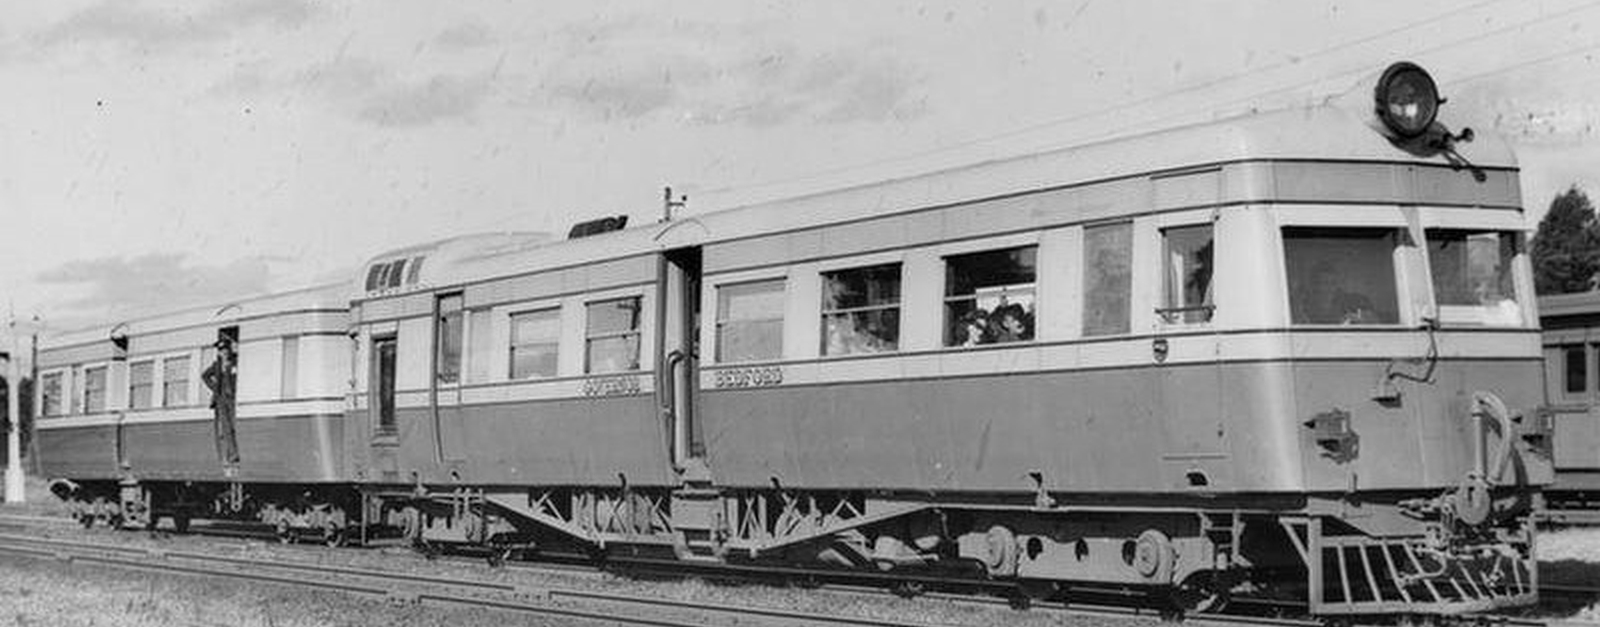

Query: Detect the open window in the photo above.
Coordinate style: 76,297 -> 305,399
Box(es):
1160,224 -> 1214,324
1283,227 -> 1401,325
944,246 -> 1036,346
1426,229 -> 1522,326
821,263 -> 901,356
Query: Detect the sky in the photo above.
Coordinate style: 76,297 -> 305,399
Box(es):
2,0 -> 1598,333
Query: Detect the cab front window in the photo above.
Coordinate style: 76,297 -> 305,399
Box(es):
1283,227 -> 1401,325
1427,229 -> 1522,326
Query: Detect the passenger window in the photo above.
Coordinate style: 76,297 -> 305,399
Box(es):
466,308 -> 492,383
821,264 -> 901,356
84,365 -> 108,413
374,336 -> 397,433
1566,346 -> 1588,394
944,247 -> 1037,346
1283,228 -> 1400,325
40,372 -> 63,417
128,361 -> 154,410
586,297 -> 642,373
717,279 -> 785,362
1084,223 -> 1133,336
1160,224 -> 1215,323
511,308 -> 561,379
1427,229 -> 1521,326
163,356 -> 190,407
436,294 -> 464,384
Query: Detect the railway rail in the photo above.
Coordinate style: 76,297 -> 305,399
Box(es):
2,516 -> 1590,627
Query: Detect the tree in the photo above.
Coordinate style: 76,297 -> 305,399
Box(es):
1531,186 -> 1600,294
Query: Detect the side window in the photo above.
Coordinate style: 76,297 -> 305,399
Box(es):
716,279 -> 785,362
1565,345 -> 1588,395
436,294 -> 464,384
40,372 -> 62,417
944,246 -> 1036,346
1283,228 -> 1401,325
586,297 -> 642,373
1083,222 -> 1132,336
466,308 -> 492,383
821,263 -> 901,356
128,361 -> 154,410
84,365 -> 108,413
163,356 -> 190,407
510,308 -> 561,379
1160,224 -> 1214,323
374,336 -> 398,433
1427,229 -> 1522,326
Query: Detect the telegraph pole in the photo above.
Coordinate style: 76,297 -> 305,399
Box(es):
5,315 -> 22,503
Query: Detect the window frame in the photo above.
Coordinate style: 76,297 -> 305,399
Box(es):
372,334 -> 399,435
819,262 -> 903,357
715,277 -> 787,363
83,364 -> 109,414
40,370 -> 64,418
162,354 -> 191,408
1423,228 -> 1525,327
1157,223 -> 1216,325
1281,226 -> 1406,327
584,295 -> 643,374
509,306 -> 562,380
1082,221 -> 1134,337
434,293 -> 465,385
127,359 -> 155,410
941,246 -> 1038,347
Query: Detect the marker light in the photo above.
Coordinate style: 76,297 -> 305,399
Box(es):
1374,62 -> 1440,138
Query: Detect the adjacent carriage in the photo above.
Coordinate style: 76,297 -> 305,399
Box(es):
36,62 -> 1552,617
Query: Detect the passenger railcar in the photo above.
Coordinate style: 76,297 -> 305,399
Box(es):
39,62 -> 1552,617
37,284 -> 356,537
1536,291 -> 1600,522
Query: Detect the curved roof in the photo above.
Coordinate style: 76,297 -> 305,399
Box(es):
358,101 -> 1518,298
43,282 -> 352,349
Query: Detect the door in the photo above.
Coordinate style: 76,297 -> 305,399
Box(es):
433,293 -> 467,463
658,248 -> 703,467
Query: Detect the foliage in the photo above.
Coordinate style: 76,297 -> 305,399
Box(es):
1531,186 -> 1600,295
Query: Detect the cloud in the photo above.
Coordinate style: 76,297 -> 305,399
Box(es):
359,71 -> 496,127
539,21 -> 927,127
434,22 -> 494,51
36,0 -> 314,51
35,253 -> 277,323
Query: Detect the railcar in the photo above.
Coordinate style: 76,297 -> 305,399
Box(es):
346,62 -> 1549,616
36,283 -> 358,540
1536,291 -> 1600,523
38,61 -> 1553,618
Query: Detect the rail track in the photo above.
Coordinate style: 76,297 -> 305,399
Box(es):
0,513 -> 1592,627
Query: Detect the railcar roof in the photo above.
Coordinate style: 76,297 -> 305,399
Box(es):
41,282 -> 351,350
365,103 -> 1518,294
1538,291 -> 1600,320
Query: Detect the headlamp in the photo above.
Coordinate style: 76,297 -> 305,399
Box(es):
1374,62 -> 1440,138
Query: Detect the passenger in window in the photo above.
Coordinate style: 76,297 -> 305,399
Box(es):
990,303 -> 1033,343
953,309 -> 990,347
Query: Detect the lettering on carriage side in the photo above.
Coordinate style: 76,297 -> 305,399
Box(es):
713,366 -> 784,388
583,375 -> 642,397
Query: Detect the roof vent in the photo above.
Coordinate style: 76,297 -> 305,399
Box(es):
568,215 -> 628,239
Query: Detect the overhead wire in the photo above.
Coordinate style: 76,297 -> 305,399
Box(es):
694,0 -> 1600,204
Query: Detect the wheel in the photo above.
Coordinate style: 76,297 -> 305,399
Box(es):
323,527 -> 345,548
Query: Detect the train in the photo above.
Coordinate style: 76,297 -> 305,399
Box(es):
34,61 -> 1553,618
1537,291 -> 1600,523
